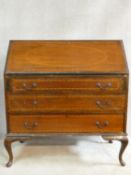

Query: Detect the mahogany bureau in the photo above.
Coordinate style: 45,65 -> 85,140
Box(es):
4,40 -> 129,167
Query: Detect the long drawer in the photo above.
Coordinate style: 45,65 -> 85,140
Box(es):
9,77 -> 125,94
8,114 -> 124,133
7,95 -> 126,114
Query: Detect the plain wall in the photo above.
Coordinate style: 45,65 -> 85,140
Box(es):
0,0 -> 131,138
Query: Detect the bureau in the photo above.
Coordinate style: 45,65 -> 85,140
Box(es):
4,40 -> 129,167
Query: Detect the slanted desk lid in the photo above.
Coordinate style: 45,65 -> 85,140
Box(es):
5,40 -> 128,75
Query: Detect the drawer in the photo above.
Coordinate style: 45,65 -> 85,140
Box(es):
7,95 -> 126,114
8,114 -> 124,133
9,77 -> 125,94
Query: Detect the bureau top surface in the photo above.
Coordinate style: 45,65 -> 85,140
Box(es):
5,40 -> 128,75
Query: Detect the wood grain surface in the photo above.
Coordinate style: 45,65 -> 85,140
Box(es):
7,94 -> 126,114
8,114 -> 124,133
10,76 -> 125,94
5,40 -> 128,74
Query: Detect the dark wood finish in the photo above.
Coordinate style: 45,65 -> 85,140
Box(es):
4,40 -> 129,167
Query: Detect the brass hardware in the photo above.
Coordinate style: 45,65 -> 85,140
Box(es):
24,122 -> 38,129
96,82 -> 112,89
33,100 -> 38,105
32,82 -> 37,88
22,83 -> 27,88
96,100 -> 111,109
95,121 -> 109,129
22,82 -> 37,90
23,100 -> 38,105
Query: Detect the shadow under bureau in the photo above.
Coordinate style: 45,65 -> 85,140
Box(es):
4,40 -> 129,167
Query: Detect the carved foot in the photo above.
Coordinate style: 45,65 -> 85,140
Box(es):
102,135 -> 128,166
4,136 -> 30,167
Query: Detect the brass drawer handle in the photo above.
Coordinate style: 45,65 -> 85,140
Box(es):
23,100 -> 38,105
22,82 -> 37,90
96,82 -> 112,89
96,100 -> 111,109
95,121 -> 109,129
24,122 -> 38,129
32,100 -> 38,105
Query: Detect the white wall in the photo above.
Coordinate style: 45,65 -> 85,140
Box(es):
0,0 -> 131,138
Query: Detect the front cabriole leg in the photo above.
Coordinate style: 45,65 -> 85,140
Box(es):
4,136 -> 30,167
102,135 -> 128,166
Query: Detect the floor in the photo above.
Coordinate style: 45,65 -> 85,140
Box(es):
0,136 -> 131,175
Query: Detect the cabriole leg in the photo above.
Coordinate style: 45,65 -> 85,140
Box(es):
102,135 -> 128,166
4,136 -> 30,167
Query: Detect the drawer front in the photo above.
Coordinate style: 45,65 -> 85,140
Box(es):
7,95 -> 126,114
8,114 -> 124,133
10,77 -> 125,94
